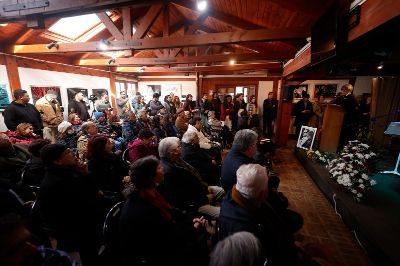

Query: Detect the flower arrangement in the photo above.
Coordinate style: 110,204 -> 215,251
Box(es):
306,149 -> 334,166
327,140 -> 377,201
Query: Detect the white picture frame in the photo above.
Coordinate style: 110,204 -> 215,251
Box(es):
162,84 -> 181,99
297,125 -> 317,150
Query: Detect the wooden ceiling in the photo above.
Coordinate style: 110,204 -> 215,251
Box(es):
0,0 -> 352,77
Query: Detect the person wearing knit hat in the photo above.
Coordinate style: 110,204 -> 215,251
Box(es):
40,143 -> 70,166
57,121 -> 72,134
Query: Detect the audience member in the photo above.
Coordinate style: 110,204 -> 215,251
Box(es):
211,92 -> 222,120
219,164 -> 298,266
36,144 -> 99,263
87,135 -> 128,193
68,92 -> 89,122
209,231 -> 264,266
149,93 -> 164,116
181,131 -> 220,185
158,137 -> 222,218
162,114 -> 179,137
221,129 -> 257,192
68,113 -> 82,134
247,95 -> 259,129
220,95 -> 234,130
121,111 -> 140,148
116,90 -> 131,117
163,94 -> 176,115
127,129 -> 156,163
35,90 -> 63,143
173,95 -> 182,109
175,108 -> 188,136
294,93 -> 313,137
7,122 -> 39,145
263,92 -> 278,138
4,90 -> 43,134
183,94 -> 195,117
22,139 -> 51,187
152,115 -> 167,141
77,121 -> 98,162
57,121 -> 78,150
95,93 -> 112,113
0,136 -> 26,184
119,156 -> 209,266
233,93 -> 246,130
133,95 -> 146,115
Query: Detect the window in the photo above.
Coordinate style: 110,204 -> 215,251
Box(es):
48,14 -> 101,40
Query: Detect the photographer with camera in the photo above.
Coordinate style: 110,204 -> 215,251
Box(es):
35,90 -> 64,143
68,91 -> 90,121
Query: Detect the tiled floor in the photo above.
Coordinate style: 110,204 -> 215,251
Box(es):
274,143 -> 374,266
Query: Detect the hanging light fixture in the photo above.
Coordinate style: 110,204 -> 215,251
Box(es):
197,0 -> 207,11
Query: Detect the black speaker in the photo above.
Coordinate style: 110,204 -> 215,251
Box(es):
282,85 -> 294,102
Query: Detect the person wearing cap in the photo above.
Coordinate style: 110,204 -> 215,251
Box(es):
149,93 -> 163,116
35,90 -> 64,143
218,164 -> 298,266
36,143 -> 99,263
4,89 -> 43,134
76,121 -> 98,162
56,121 -> 78,150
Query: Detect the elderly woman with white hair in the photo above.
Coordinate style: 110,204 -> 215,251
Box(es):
158,137 -> 223,219
218,163 -> 298,266
181,131 -> 220,185
56,121 -> 78,150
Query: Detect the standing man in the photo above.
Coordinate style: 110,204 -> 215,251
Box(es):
68,92 -> 89,122
3,90 -> 43,135
149,93 -> 163,116
116,91 -> 131,117
35,90 -> 64,143
95,92 -> 112,113
331,84 -> 359,145
293,94 -> 313,137
263,92 -> 278,138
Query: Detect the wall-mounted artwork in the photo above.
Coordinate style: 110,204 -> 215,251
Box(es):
162,84 -> 181,99
314,84 -> 338,98
30,86 -> 62,106
0,84 -> 10,109
293,85 -> 308,99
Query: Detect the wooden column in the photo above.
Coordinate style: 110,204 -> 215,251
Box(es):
109,72 -> 118,114
4,54 -> 22,95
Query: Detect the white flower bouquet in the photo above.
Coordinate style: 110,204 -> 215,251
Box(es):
327,140 -> 377,201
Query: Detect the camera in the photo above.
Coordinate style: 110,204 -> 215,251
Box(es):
89,95 -> 97,102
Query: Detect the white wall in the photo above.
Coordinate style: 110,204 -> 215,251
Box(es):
0,67 -> 111,131
138,80 -> 197,103
354,76 -> 373,95
257,81 -> 274,116
18,68 -> 111,119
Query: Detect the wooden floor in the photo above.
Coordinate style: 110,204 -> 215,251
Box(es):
274,142 -> 374,266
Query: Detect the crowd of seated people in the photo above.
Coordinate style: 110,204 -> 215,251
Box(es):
1,90 -> 322,266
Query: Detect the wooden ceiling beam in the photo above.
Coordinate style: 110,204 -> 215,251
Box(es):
0,0 -> 164,23
172,0 -> 263,30
77,52 -> 291,66
6,27 -> 309,53
11,29 -> 44,45
163,3 -> 170,57
267,0 -> 333,16
122,7 -> 132,41
132,4 -> 163,39
96,12 -> 124,40
282,46 -> 311,76
115,62 -> 281,73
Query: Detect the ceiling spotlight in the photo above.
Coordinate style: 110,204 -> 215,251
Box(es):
197,0 -> 207,11
46,41 -> 59,50
377,62 -> 384,70
99,39 -> 110,50
108,57 -> 116,65
229,59 -> 236,65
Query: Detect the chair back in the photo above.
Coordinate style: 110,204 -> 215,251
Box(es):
103,200 -> 125,243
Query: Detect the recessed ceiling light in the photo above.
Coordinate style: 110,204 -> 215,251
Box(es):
197,0 -> 207,11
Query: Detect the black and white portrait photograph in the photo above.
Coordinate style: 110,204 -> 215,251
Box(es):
297,126 -> 317,150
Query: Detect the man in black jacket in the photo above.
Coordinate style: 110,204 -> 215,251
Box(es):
263,92 -> 278,137
68,92 -> 89,121
293,94 -> 313,137
3,90 -> 42,134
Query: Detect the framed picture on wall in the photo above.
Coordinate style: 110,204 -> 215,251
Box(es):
162,84 -> 181,99
30,86 -> 62,106
297,126 -> 317,150
0,84 -> 11,109
314,84 -> 337,98
293,85 -> 308,99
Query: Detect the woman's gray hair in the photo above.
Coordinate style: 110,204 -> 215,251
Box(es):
158,137 -> 180,158
236,164 -> 268,199
181,131 -> 197,144
81,121 -> 96,134
232,129 -> 258,152
209,231 -> 264,266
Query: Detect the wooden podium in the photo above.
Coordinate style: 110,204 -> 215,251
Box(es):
319,104 -> 345,153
